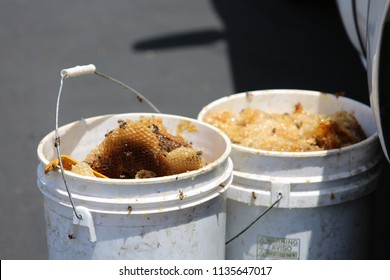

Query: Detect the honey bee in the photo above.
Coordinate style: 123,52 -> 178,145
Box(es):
246,91 -> 253,102
68,233 -> 76,239
251,191 -> 257,200
105,129 -> 114,137
119,121 -> 127,128
150,124 -> 159,133
335,91 -> 346,98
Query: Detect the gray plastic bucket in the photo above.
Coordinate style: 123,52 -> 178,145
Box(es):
37,113 -> 232,259
198,89 -> 383,259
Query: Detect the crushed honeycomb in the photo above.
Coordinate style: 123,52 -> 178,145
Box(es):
204,103 -> 366,152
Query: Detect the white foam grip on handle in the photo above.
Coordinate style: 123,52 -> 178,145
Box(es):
61,64 -> 96,79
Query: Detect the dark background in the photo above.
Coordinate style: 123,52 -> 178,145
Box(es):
1,0 -> 388,259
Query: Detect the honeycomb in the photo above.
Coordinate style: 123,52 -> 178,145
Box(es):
75,116 -> 205,179
71,161 -> 95,177
204,104 -> 367,152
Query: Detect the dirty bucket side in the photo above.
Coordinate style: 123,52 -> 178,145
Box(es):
226,195 -> 375,259
198,90 -> 383,260
40,179 -> 230,259
37,113 -> 232,259
225,160 -> 381,260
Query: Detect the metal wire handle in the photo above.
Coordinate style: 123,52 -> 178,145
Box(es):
225,192 -> 283,245
54,64 -> 160,219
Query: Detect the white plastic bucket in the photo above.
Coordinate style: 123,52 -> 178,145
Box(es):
37,113 -> 232,259
198,89 -> 383,259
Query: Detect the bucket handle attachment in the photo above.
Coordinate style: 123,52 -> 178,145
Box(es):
225,192 -> 282,245
72,206 -> 97,243
54,64 -> 161,220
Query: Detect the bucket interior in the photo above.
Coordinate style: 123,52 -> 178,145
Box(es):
38,113 -> 231,183
198,89 -> 377,138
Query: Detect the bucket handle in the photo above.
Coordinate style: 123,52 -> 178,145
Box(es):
54,64 -> 161,220
225,192 -> 282,245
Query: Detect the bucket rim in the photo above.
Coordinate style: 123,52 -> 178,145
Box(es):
37,112 -> 232,184
198,89 -> 373,112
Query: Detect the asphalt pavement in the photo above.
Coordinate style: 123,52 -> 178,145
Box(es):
1,0 -> 389,259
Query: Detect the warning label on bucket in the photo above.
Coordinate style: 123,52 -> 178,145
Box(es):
256,235 -> 300,260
